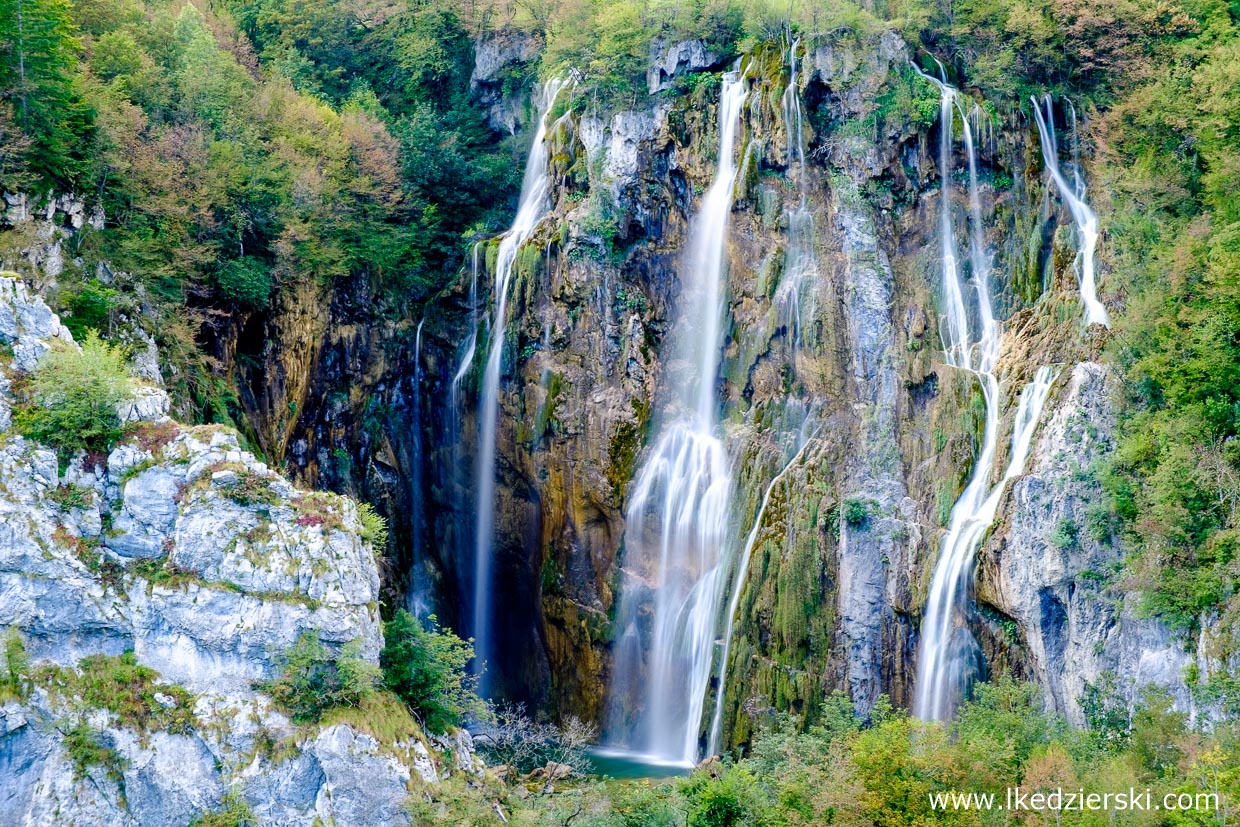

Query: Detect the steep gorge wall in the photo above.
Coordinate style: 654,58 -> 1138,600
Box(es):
2,25 -> 1201,747
427,26 -> 1203,745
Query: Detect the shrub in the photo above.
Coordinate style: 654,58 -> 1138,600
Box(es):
260,633 -> 378,723
189,790 -> 256,827
214,257 -> 273,310
1,629 -> 29,701
843,497 -> 874,527
60,651 -> 196,735
1048,518 -> 1078,550
679,764 -> 772,827
380,610 -> 484,733
13,331 -> 131,462
63,720 -> 126,782
357,501 -> 388,551
472,702 -> 595,776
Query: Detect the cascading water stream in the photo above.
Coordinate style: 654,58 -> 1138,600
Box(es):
1031,94 -> 1110,328
775,37 -> 819,347
472,78 -> 567,682
914,367 -> 1058,719
707,420 -> 817,755
605,72 -> 749,766
913,63 -> 1060,720
407,317 -> 430,619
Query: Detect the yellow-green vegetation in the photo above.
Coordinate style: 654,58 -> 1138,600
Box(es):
320,689 -> 427,754
258,632 -> 380,724
405,677 -> 1240,826
357,501 -> 389,551
1,629 -> 29,701
215,468 -> 280,508
188,791 -> 256,827
42,651 -> 196,736
12,331 -> 131,464
62,720 -> 127,784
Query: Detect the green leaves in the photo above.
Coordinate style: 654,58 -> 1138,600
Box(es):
13,331 -> 131,463
380,610 -> 484,734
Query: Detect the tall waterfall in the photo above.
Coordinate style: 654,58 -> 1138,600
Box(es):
774,38 -> 819,347
606,72 -> 749,766
913,64 -> 1058,720
1031,95 -> 1110,328
706,40 -> 821,754
407,317 -> 430,619
473,79 -> 567,681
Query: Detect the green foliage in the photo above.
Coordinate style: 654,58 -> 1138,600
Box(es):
13,331 -> 131,462
63,720 -> 126,782
0,0 -> 92,184
842,497 -> 875,526
49,651 -> 196,735
679,764 -> 771,827
1089,4 -> 1240,633
214,258 -> 273,310
189,791 -> 256,827
1,629 -> 29,701
1048,517 -> 1078,550
357,501 -> 389,551
260,632 -> 378,723
380,610 -> 484,733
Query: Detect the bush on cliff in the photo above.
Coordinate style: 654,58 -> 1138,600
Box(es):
261,633 -> 380,723
381,610 -> 484,733
13,331 -> 131,463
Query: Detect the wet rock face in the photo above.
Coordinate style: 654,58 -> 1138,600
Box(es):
165,26 -> 1198,747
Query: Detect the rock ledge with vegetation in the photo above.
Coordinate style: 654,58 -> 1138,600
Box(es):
0,273 -> 477,826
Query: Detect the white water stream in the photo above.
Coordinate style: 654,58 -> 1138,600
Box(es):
473,79 -> 567,680
774,38 -> 820,347
607,72 -> 749,765
1031,94 -> 1110,328
912,63 -> 1058,720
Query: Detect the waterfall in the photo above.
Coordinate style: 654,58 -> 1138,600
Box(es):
1031,94 -> 1110,328
473,78 -> 567,681
774,37 -> 819,347
914,366 -> 1058,719
911,64 -> 1045,721
606,72 -> 749,766
407,317 -> 430,619
706,422 -> 817,755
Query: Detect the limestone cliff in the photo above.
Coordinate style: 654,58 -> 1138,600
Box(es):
0,275 -> 477,826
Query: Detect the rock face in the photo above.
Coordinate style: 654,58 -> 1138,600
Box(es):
0,278 -> 473,826
413,26 -> 1201,746
979,363 -> 1194,725
646,39 -> 725,93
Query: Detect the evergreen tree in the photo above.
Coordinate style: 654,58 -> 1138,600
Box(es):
0,0 -> 92,183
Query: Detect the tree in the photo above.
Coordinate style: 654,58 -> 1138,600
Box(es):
13,331 -> 131,463
0,0 -> 92,182
380,610 -> 484,733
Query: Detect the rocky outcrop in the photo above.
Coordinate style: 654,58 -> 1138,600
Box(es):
471,29 -> 543,134
0,278 -> 474,826
647,39 -> 726,94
